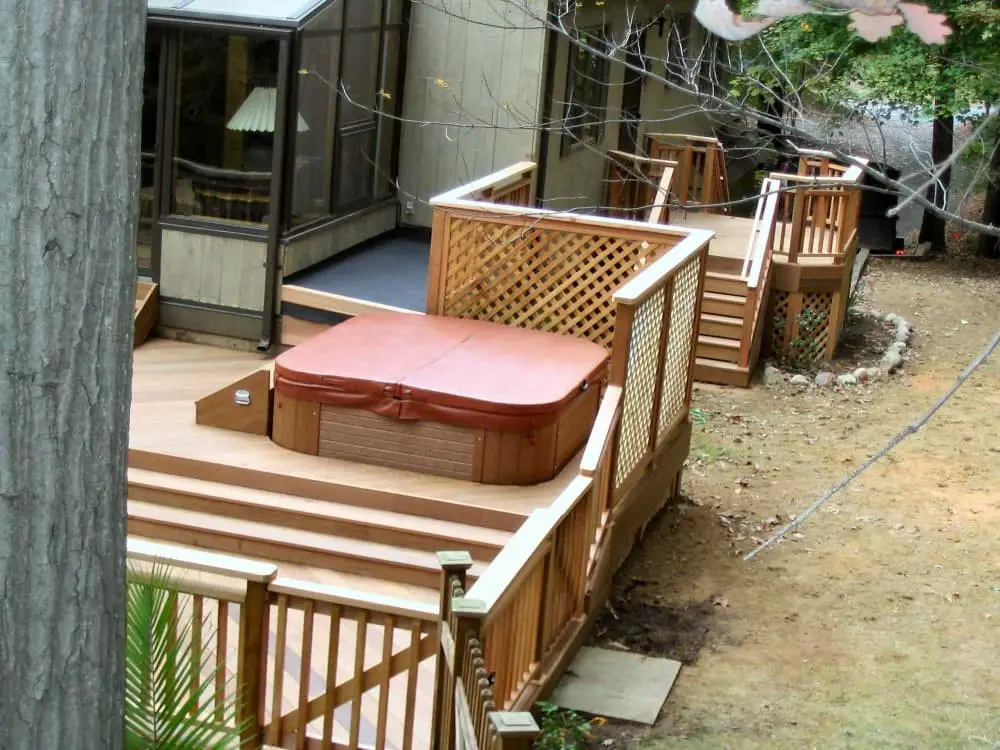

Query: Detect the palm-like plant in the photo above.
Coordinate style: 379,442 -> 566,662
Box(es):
125,564 -> 251,749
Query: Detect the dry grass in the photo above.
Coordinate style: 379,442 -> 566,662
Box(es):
592,258 -> 1000,749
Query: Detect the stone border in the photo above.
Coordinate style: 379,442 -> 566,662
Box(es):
763,307 -> 914,388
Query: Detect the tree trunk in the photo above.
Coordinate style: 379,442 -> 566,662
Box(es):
978,136 -> 1000,259
918,110 -> 955,252
0,1 -> 145,747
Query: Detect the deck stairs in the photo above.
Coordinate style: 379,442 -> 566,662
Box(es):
126,452 -> 520,595
695,253 -> 755,386
690,176 -> 782,387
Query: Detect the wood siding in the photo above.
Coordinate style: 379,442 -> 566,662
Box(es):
159,229 -> 267,311
399,0 -> 548,227
541,0 -> 715,213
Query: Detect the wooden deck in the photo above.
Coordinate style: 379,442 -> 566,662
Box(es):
672,212 -> 840,266
129,338 -> 588,749
669,206 -> 855,388
129,339 -> 577,587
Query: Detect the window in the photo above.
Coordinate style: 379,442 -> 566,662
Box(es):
292,3 -> 343,225
289,0 -> 407,224
172,32 -> 280,225
561,27 -> 610,155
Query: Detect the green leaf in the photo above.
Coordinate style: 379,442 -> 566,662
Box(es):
125,562 -> 252,749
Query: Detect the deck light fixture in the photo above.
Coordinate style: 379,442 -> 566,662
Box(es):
234,389 -> 252,406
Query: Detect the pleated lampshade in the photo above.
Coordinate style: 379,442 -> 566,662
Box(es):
226,87 -> 309,133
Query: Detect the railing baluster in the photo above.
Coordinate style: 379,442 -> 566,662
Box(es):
374,615 -> 395,750
265,596 -> 288,746
348,610 -> 368,748
401,619 -> 421,750
215,600 -> 229,723
321,605 -> 342,746
190,595 -> 203,714
294,599 -> 314,749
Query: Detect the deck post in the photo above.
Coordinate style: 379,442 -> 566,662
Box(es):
237,579 -> 272,748
489,712 -> 540,750
431,551 -> 474,750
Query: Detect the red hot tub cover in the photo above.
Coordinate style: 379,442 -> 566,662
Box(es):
273,312 -> 609,432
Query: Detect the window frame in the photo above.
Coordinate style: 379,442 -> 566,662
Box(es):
560,25 -> 611,156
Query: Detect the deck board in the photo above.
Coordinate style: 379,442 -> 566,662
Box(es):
671,212 -> 840,265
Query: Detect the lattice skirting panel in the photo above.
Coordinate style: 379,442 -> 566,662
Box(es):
766,289 -> 840,366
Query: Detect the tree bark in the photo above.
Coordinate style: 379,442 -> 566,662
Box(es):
0,1 -> 145,747
918,110 -> 955,252
978,136 -> 1000,259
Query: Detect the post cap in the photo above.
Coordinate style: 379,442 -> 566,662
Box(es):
436,551 -> 474,570
451,597 -> 488,617
489,712 -> 540,737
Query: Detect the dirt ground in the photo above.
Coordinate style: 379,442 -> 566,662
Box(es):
587,256 -> 1000,749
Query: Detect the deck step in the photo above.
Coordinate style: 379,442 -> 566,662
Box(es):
129,468 -> 510,563
705,254 -> 744,275
696,335 -> 741,363
698,312 -> 744,339
694,357 -> 752,388
701,291 -> 747,318
704,271 -> 748,297
128,449 -> 528,533
127,501 -> 487,589
130,535 -> 440,607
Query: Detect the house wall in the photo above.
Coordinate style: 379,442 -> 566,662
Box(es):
159,229 -> 268,312
541,0 -> 716,213
398,0 -> 549,227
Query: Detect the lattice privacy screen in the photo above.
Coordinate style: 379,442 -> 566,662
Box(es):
789,292 -> 834,365
441,215 -> 676,348
657,253 -> 702,440
769,290 -> 791,354
614,288 -> 666,489
769,290 -> 835,366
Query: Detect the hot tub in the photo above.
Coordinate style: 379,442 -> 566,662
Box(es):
272,312 -> 609,485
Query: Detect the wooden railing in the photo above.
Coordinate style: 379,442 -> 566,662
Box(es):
768,151 -> 867,265
127,538 -> 448,750
645,133 -> 731,214
603,150 -> 678,224
433,161 -> 536,207
428,163 -> 713,350
262,579 -> 439,750
435,224 -> 709,744
736,176 -> 780,369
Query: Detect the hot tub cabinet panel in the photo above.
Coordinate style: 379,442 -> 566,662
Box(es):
270,313 -> 609,485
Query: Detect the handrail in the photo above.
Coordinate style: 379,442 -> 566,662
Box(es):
127,537 -> 278,583
745,177 -> 780,289
434,187 -> 715,244
268,577 -> 439,621
579,386 -> 622,477
465,477 -> 593,616
433,161 -> 537,204
647,132 -> 721,145
647,163 -> 676,226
